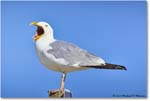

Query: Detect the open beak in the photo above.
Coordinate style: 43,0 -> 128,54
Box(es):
30,22 -> 44,41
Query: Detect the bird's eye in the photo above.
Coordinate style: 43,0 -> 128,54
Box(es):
45,25 -> 48,27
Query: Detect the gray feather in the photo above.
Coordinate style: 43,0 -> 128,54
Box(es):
47,40 -> 104,66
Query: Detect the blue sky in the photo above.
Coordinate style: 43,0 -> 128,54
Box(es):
1,1 -> 147,98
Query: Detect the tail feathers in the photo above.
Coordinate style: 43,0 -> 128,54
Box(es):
82,63 -> 127,70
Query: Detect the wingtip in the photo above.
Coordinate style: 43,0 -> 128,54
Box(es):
122,66 -> 127,70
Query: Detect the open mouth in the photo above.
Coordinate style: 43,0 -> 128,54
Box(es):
36,26 -> 44,36
30,22 -> 44,41
33,26 -> 44,41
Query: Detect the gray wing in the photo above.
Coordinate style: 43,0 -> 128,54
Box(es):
46,40 -> 105,67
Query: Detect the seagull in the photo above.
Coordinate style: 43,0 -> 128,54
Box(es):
30,21 -> 127,97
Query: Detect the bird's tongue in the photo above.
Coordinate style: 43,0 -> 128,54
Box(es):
32,32 -> 38,39
35,32 -> 38,37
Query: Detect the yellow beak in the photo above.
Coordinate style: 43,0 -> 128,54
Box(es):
30,22 -> 39,26
30,21 -> 43,41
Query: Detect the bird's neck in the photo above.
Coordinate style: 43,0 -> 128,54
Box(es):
35,33 -> 55,52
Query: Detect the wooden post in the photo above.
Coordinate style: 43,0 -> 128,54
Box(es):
48,89 -> 72,98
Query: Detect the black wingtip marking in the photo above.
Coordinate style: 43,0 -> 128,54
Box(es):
81,63 -> 127,70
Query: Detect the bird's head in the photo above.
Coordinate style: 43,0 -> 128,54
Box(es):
30,21 -> 53,41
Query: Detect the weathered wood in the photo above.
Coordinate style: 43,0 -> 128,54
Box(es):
48,90 -> 64,98
48,89 -> 72,98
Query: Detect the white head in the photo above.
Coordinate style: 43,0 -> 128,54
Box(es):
30,21 -> 54,41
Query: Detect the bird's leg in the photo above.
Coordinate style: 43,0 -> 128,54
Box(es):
49,73 -> 66,98
60,72 -> 66,92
